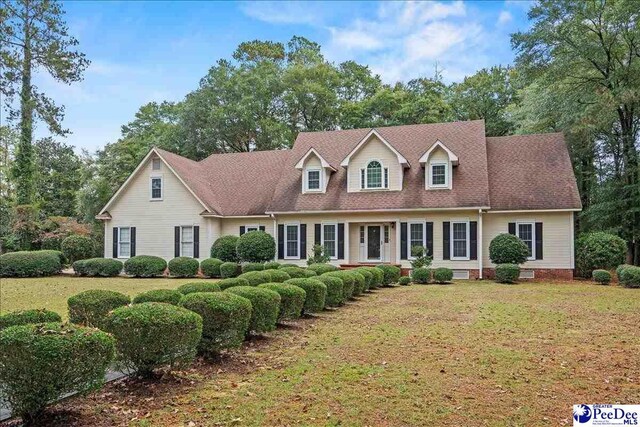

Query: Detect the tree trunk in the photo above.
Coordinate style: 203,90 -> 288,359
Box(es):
617,106 -> 639,265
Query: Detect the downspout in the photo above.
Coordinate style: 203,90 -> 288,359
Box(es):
478,209 -> 483,279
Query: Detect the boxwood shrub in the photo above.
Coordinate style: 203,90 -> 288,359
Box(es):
267,269 -> 291,283
376,264 -> 401,285
307,263 -> 339,275
616,264 -> 634,280
323,271 -> 355,301
285,278 -> 327,313
350,271 -> 366,296
0,250 -> 62,277
0,322 -> 114,424
200,258 -> 223,278
399,276 -> 411,286
258,283 -> 306,321
105,302 -> 202,377
488,234 -> 529,265
177,282 -> 222,295
576,232 -> 627,277
61,234 -> 96,264
314,275 -> 344,307
225,286 -> 281,334
68,289 -> 131,328
366,267 -> 384,289
279,263 -> 301,268
236,231 -> 276,263
433,267 -> 454,284
124,255 -> 167,278
264,261 -> 281,270
133,289 -> 184,305
0,309 -> 61,330
238,270 -> 272,286
179,292 -> 252,355
168,257 -> 199,278
241,262 -> 264,273
280,266 -> 308,278
302,269 -> 318,278
495,264 -> 520,284
210,235 -> 239,262
73,258 -> 123,277
217,277 -> 251,290
39,249 -> 67,265
411,267 -> 431,284
619,265 -> 640,288
592,269 -> 611,285
354,268 -> 373,290
220,262 -> 240,278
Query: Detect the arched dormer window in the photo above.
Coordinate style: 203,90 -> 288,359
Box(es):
360,160 -> 389,189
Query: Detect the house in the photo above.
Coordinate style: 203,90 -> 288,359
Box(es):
96,120 -> 582,280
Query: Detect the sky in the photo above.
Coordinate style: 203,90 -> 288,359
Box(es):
24,0 -> 534,153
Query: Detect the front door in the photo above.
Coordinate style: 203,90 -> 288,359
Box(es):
367,225 -> 381,261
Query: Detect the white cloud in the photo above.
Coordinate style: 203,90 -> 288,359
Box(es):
239,1 -> 324,25
498,10 -> 513,25
327,24 -> 384,51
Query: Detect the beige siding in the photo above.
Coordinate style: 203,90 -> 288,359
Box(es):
482,212 -> 574,269
105,156 -> 215,261
220,217 -> 274,236
347,136 -> 402,192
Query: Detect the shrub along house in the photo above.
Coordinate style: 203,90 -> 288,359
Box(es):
97,120 -> 581,279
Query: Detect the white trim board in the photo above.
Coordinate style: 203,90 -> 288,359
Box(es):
340,129 -> 409,168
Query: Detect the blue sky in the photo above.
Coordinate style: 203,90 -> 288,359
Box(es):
31,1 -> 533,152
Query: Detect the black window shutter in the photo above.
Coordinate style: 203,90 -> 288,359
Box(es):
193,226 -> 200,258
443,222 -> 451,260
508,222 -> 516,235
360,169 -> 365,189
239,226 -> 246,235
130,227 -> 136,257
426,222 -> 434,258
338,223 -> 345,259
314,224 -> 321,245
277,224 -> 284,259
174,226 -> 180,258
535,222 -> 543,260
400,222 -> 408,260
300,224 -> 307,259
470,221 -> 477,260
259,225 -> 265,232
112,227 -> 118,258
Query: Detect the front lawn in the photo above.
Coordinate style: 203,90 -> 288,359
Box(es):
4,280 -> 637,426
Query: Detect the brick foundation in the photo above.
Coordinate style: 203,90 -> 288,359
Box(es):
482,268 -> 574,281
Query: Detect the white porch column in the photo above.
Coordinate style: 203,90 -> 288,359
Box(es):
395,220 -> 401,264
344,222 -> 350,264
478,209 -> 483,279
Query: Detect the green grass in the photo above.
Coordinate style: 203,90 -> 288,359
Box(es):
0,275 -> 217,320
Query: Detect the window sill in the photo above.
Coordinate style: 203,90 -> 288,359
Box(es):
450,257 -> 470,261
149,198 -> 163,201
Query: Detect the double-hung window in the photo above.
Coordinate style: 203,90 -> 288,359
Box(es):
181,226 -> 194,257
306,169 -> 321,191
408,222 -> 425,258
451,221 -> 469,260
517,222 -> 535,260
362,160 -> 389,189
285,224 -> 299,259
150,176 -> 163,200
322,223 -> 337,259
118,227 -> 131,258
246,225 -> 259,233
429,163 -> 448,188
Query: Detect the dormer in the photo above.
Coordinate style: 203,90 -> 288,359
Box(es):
419,140 -> 458,190
340,129 -> 409,193
295,148 -> 336,194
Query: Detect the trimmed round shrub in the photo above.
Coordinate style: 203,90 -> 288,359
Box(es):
0,309 -> 61,330
39,249 -> 67,265
399,276 -> 411,286
366,267 -> 384,289
489,234 -> 530,265
68,289 -> 131,328
303,269 -> 318,278
592,269 -> 611,285
179,292 -> 252,355
258,283 -> 306,321
0,250 -> 62,277
280,266 -> 308,278
354,268 -> 373,290
61,234 -> 96,264
376,264 -> 401,285
616,264 -> 634,280
350,271 -> 366,296
73,258 -> 123,277
266,269 -> 291,283
210,235 -> 239,262
217,277 -> 251,290
241,262 -> 264,273
200,258 -> 223,278
0,322 -> 114,424
433,267 -> 454,284
124,255 -> 167,278
619,265 -> 640,288
236,231 -> 276,263
225,286 -> 281,333
495,264 -> 520,284
285,278 -> 327,313
412,267 -> 431,284
323,271 -> 355,301
177,282 -> 222,295
133,289 -> 183,305
168,257 -> 199,278
279,263 -> 301,268
264,261 -> 281,270
307,263 -> 339,275
105,303 -> 202,377
220,262 -> 240,278
238,270 -> 272,286
314,275 -> 344,307
576,232 -> 627,277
